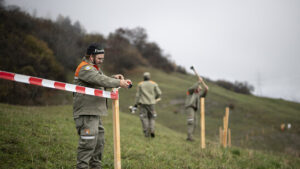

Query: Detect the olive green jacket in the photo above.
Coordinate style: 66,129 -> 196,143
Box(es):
135,80 -> 162,105
73,57 -> 120,118
184,82 -> 208,110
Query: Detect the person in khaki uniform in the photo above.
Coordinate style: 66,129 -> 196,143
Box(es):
134,72 -> 162,138
73,43 -> 131,169
185,77 -> 208,141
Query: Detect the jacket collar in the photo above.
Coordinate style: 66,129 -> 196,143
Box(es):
82,57 -> 100,71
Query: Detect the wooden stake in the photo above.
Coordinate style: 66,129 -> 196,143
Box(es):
228,128 -> 231,147
223,116 -> 226,147
223,107 -> 229,148
219,127 -> 223,145
112,94 -> 121,169
200,97 -> 205,149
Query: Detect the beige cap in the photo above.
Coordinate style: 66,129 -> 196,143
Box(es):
143,72 -> 151,78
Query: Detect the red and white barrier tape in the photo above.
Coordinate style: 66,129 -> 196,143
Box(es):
0,70 -> 118,100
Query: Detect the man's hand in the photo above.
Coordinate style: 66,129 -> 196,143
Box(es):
120,79 -> 132,88
113,74 -> 124,80
155,98 -> 161,103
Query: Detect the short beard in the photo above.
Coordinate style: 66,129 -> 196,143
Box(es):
90,55 -> 97,65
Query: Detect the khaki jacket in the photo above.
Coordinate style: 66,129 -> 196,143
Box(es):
136,80 -> 162,105
184,82 -> 208,110
73,57 -> 120,118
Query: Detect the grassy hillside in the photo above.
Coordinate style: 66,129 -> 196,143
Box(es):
0,103 -> 299,169
117,67 -> 300,156
0,67 -> 299,168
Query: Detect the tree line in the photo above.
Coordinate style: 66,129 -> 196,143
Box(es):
0,1 -> 254,105
0,2 -> 186,105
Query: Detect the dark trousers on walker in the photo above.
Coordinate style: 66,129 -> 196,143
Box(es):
139,104 -> 156,137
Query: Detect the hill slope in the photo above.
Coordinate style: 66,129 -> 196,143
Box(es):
117,67 -> 300,156
0,103 -> 299,169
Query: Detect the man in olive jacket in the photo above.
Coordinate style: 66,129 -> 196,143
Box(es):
185,77 -> 209,141
73,43 -> 131,169
135,72 -> 162,138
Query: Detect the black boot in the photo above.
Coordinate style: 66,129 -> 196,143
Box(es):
186,134 -> 194,141
186,137 -> 194,142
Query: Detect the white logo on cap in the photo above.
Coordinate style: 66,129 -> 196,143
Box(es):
95,49 -> 104,53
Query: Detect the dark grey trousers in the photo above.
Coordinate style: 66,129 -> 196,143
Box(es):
186,107 -> 197,139
74,115 -> 104,169
139,104 -> 156,137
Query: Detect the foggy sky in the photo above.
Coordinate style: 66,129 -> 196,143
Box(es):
5,0 -> 300,102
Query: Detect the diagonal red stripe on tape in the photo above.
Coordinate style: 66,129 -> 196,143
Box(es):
76,86 -> 86,94
94,89 -> 103,97
29,77 -> 42,86
111,90 -> 119,100
0,71 -> 15,81
54,82 -> 66,90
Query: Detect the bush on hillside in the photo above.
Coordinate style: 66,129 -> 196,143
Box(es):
216,80 -> 254,95
105,31 -> 148,74
0,29 -> 65,104
113,27 -> 179,73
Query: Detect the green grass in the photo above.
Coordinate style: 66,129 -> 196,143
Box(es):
1,67 -> 300,168
0,103 -> 299,169
118,67 -> 300,155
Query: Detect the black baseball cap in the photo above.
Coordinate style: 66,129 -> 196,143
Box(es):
86,43 -> 105,55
